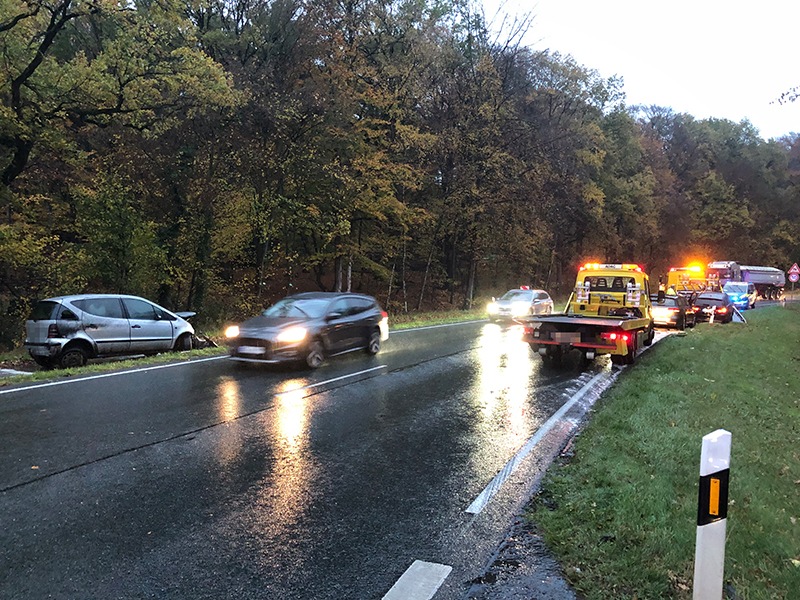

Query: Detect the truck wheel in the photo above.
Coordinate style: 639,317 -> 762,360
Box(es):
541,347 -> 563,367
643,325 -> 654,346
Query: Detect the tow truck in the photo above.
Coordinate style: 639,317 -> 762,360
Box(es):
519,263 -> 655,366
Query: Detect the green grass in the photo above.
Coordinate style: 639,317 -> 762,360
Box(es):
528,303 -> 800,599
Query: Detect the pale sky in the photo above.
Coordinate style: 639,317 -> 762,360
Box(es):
484,0 -> 800,140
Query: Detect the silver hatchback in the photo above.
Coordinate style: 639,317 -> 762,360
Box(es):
24,294 -> 196,369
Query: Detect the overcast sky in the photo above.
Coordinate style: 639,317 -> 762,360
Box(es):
484,0 -> 800,140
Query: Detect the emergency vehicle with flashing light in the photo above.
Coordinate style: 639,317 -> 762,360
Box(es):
518,263 -> 655,366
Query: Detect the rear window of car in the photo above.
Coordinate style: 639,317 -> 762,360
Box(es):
28,301 -> 59,321
695,296 -> 725,307
653,297 -> 679,307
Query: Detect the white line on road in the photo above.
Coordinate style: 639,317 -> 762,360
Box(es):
382,560 -> 452,600
465,369 -> 610,514
0,355 -> 228,396
276,365 -> 387,396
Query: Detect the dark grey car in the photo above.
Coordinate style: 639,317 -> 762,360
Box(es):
24,294 -> 196,369
225,292 -> 389,369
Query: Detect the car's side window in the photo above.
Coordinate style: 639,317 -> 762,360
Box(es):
74,298 -> 125,319
59,309 -> 79,320
123,298 -> 158,320
329,299 -> 350,317
348,298 -> 373,314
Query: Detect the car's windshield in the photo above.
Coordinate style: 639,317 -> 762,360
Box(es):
263,298 -> 330,319
28,300 -> 59,321
723,283 -> 748,294
500,290 -> 533,301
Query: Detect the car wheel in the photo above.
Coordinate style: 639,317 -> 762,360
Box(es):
305,340 -> 324,369
33,356 -> 54,369
174,333 -> 193,351
366,330 -> 381,355
59,346 -> 88,369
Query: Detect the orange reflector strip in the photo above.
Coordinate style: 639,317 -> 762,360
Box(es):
709,478 -> 720,516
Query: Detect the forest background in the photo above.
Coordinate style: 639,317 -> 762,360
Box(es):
2,0 -> 799,349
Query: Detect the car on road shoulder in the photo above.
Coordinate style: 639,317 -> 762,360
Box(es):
722,281 -> 757,310
692,292 -> 735,323
649,293 -> 696,330
487,287 -> 554,322
225,292 -> 389,369
24,294 -> 196,369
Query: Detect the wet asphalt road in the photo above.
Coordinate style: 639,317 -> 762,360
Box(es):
1,321 -> 617,599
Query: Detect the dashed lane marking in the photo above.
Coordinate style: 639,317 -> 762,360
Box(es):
382,560 -> 452,600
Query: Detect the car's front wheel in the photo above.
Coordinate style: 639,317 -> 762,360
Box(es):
305,340 -> 324,369
174,333 -> 193,351
366,330 -> 381,355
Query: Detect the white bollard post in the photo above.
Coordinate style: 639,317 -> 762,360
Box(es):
692,429 -> 731,600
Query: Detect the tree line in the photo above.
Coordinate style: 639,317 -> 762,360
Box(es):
2,0 -> 799,348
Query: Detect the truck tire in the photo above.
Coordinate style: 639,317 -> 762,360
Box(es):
540,347 -> 563,367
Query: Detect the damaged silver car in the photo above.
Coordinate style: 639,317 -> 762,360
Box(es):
24,294 -> 196,369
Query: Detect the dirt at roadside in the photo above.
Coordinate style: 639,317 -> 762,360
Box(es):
464,512 -> 579,600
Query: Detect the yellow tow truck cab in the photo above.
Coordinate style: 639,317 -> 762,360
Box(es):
520,263 -> 655,366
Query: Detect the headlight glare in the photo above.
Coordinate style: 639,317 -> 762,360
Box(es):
225,325 -> 240,338
277,326 -> 308,343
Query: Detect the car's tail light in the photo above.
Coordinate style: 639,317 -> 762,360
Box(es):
601,332 -> 629,342
716,307 -> 728,314
47,324 -> 60,338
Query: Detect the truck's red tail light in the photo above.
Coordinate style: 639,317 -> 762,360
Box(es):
601,332 -> 629,342
47,324 -> 60,338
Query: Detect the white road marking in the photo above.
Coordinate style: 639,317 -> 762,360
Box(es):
382,560 -> 452,600
465,370 -> 610,514
0,355 -> 228,396
276,365 -> 386,397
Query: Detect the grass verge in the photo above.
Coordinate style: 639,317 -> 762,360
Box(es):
527,303 -> 800,599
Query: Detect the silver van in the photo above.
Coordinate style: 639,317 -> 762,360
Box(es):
24,294 -> 196,369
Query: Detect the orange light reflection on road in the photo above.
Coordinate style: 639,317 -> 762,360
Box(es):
216,377 -> 241,422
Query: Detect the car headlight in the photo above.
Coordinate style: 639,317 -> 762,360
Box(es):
277,326 -> 307,343
511,301 -> 530,317
225,325 -> 240,338
487,302 -> 498,314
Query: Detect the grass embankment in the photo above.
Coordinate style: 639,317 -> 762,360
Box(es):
528,303 -> 800,599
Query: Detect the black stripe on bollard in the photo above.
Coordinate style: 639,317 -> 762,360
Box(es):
697,468 -> 730,526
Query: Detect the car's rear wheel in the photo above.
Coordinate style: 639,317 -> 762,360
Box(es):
306,340 -> 324,369
59,346 -> 88,369
33,356 -> 54,369
366,330 -> 381,355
